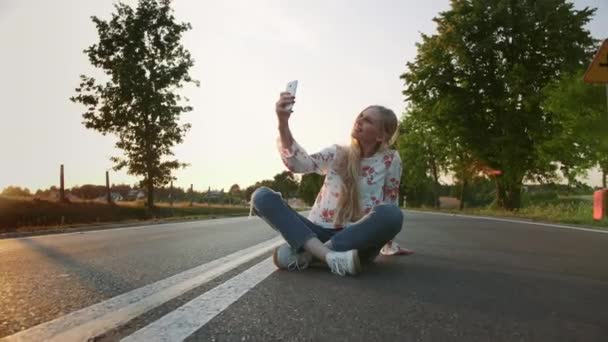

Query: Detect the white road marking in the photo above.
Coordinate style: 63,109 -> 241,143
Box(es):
408,209 -> 608,234
0,236 -> 283,342
122,258 -> 276,342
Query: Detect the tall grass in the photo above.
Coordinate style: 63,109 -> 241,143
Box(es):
420,196 -> 607,229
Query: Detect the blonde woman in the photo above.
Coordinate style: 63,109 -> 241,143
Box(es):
251,92 -> 414,276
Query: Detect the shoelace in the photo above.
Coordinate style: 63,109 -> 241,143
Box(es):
327,255 -> 347,276
287,257 -> 309,271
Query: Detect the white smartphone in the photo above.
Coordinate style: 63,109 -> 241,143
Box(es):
285,80 -> 298,111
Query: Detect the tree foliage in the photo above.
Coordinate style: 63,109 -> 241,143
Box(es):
298,173 -> 324,206
70,0 -> 198,209
543,69 -> 608,188
397,111 -> 449,208
1,186 -> 32,197
401,0 -> 596,209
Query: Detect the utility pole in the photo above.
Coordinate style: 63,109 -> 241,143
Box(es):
169,181 -> 174,207
106,171 -> 112,204
59,164 -> 66,202
190,184 -> 194,207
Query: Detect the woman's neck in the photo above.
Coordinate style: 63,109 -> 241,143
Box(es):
359,143 -> 378,158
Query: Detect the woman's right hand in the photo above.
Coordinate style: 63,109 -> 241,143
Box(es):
275,92 -> 295,124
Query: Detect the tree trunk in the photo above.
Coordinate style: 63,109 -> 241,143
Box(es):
146,176 -> 154,209
430,160 -> 440,209
459,178 -> 467,210
496,176 -> 523,210
496,180 -> 505,208
505,184 -> 522,210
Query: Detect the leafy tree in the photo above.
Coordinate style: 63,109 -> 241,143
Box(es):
402,0 -> 596,209
70,0 -> 198,209
1,186 -> 32,197
243,180 -> 275,202
397,110 -> 449,208
273,171 -> 299,198
229,184 -> 242,197
299,173 -> 324,206
34,186 -> 58,198
543,69 -> 608,188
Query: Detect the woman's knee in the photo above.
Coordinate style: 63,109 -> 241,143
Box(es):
251,187 -> 281,211
374,204 -> 403,234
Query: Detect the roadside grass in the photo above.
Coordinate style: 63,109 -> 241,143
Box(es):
413,196 -> 608,230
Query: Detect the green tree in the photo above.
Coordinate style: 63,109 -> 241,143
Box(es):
1,186 -> 32,197
273,171 -> 299,198
70,0 -> 198,209
299,173 -> 324,206
449,149 -> 483,210
244,180 -> 275,202
402,0 -> 596,209
397,110 -> 449,208
229,184 -> 242,197
543,69 -> 608,188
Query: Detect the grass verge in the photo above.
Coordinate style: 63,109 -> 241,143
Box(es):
411,199 -> 607,230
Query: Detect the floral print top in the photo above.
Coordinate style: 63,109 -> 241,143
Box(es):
277,138 -> 402,229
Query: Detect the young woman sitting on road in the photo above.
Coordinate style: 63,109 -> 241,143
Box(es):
250,91 -> 414,276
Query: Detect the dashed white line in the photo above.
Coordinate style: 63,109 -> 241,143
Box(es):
122,258 -> 276,342
0,236 -> 283,342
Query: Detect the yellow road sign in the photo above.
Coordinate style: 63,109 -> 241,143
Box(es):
584,39 -> 608,83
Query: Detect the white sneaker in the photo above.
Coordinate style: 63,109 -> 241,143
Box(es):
326,250 -> 361,276
272,244 -> 312,271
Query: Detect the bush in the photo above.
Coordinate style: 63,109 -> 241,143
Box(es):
522,191 -> 559,206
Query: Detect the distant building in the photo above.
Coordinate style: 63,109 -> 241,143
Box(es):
205,188 -> 225,200
111,192 -> 124,201
125,189 -> 146,201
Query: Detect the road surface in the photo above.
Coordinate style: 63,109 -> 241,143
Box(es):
1,211 -> 607,341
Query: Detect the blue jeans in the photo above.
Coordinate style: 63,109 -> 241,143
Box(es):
251,187 -> 403,263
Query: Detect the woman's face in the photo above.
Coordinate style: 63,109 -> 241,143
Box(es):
351,108 -> 384,147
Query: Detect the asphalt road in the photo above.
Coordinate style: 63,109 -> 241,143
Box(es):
1,211 -> 607,341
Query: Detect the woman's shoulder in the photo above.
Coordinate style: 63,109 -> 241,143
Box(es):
377,148 -> 400,160
378,149 -> 401,169
388,149 -> 401,159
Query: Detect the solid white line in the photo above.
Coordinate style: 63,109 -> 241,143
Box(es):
407,209 -> 608,234
122,258 -> 276,342
0,236 -> 283,342
3,215 -> 256,241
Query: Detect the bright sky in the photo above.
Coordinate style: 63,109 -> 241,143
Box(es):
1,0 -> 606,192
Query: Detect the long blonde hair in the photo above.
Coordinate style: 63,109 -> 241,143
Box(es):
334,105 -> 399,227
